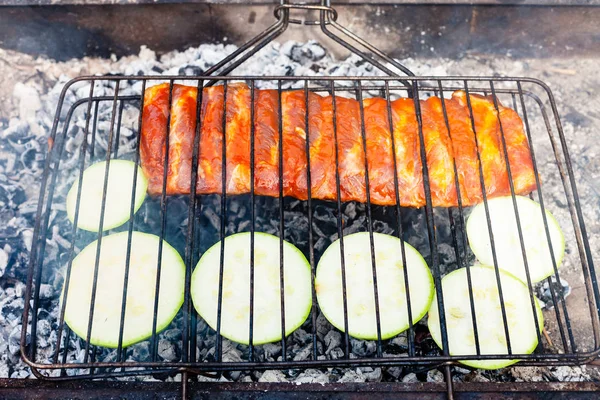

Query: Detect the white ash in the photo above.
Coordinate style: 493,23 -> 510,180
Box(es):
535,276 -> 572,310
0,40 -> 599,385
427,369 -> 444,383
402,372 -> 419,383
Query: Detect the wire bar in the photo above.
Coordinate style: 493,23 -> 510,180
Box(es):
20,76 -> 599,389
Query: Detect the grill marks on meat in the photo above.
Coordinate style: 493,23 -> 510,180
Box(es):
140,83 -> 537,207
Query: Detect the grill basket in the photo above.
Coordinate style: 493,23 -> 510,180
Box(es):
21,1 -> 600,398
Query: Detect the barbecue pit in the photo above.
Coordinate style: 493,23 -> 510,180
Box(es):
1,0 -> 599,399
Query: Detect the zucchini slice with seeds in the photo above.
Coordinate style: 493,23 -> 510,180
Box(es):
428,266 -> 543,369
466,195 -> 565,284
191,232 -> 312,345
66,160 -> 148,232
315,232 -> 434,340
63,231 -> 185,348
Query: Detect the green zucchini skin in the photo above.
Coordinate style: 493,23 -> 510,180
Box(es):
466,195 -> 565,284
316,232 -> 434,341
428,266 -> 544,370
66,160 -> 148,232
191,232 -> 312,345
63,231 -> 185,348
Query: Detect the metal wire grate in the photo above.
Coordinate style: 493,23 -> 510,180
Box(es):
20,75 -> 600,382
18,2 -> 600,399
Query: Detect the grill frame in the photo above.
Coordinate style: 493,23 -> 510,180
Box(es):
20,74 -> 600,382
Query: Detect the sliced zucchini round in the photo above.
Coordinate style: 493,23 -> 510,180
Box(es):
428,266 -> 543,369
466,195 -> 565,284
63,231 -> 185,348
191,232 -> 312,345
315,232 -> 434,340
66,160 -> 148,232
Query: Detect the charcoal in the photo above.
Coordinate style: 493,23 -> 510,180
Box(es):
314,237 -> 328,253
259,370 -> 288,383
0,187 -> 9,207
0,248 -> 7,277
536,276 -> 571,310
315,312 -> 331,341
227,371 -> 242,381
292,344 -> 312,361
157,339 -> 179,362
324,330 -> 341,355
387,334 -> 409,352
453,366 -> 471,375
226,221 -> 236,235
0,363 -> 8,379
2,287 -> 14,300
162,329 -> 182,342
203,207 -> 221,231
551,366 -> 591,382
35,323 -> 56,350
466,371 -> 491,383
131,342 -> 151,361
237,220 -> 250,232
51,225 -> 72,250
237,204 -> 247,219
287,41 -> 326,65
372,220 -> 393,235
341,215 -> 367,236
178,65 -> 204,76
339,369 -> 367,383
2,122 -> 33,157
197,347 -> 208,361
294,368 -> 330,384
10,370 -> 30,379
350,338 -> 376,357
229,200 -> 240,215
385,366 -> 403,380
313,205 -> 337,224
361,367 -> 383,382
427,369 -> 444,383
288,200 -> 301,209
261,343 -> 281,361
329,347 -> 345,360
222,340 -> 243,363
196,317 -> 210,337
312,224 -> 327,239
9,325 -> 28,355
101,350 -> 118,363
36,319 -> 52,340
64,126 -> 84,154
292,328 -> 312,346
37,284 -> 55,300
2,298 -> 25,325
402,372 -> 419,383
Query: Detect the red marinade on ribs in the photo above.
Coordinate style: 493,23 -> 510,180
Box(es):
139,82 -> 536,207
